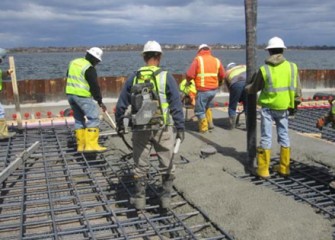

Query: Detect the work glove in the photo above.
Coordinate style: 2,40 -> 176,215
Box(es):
99,102 -> 107,112
288,108 -> 297,118
316,117 -> 325,130
6,69 -> 13,76
176,129 -> 185,143
117,121 -> 125,136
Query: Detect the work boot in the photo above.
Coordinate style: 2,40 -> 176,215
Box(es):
84,128 -> 107,153
75,128 -> 85,152
273,146 -> 290,176
198,118 -> 208,133
256,147 -> 271,179
160,174 -> 175,209
130,177 -> 147,210
228,116 -> 236,130
206,108 -> 214,131
0,119 -> 16,140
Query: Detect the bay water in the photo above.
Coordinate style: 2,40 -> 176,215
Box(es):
3,49 -> 335,81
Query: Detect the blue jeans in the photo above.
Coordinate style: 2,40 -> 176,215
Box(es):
195,89 -> 217,119
0,102 -> 4,118
228,81 -> 246,117
67,95 -> 100,130
260,108 -> 289,149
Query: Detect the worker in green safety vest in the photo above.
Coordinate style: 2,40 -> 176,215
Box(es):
246,36 -> 302,179
0,48 -> 15,140
115,40 -> 185,211
65,47 -> 107,153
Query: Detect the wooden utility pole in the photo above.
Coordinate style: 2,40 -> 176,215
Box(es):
9,56 -> 23,129
244,0 -> 257,169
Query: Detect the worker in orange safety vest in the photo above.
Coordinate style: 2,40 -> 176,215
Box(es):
185,44 -> 225,133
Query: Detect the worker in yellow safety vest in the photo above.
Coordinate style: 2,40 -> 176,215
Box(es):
115,40 -> 185,210
179,78 -> 197,107
0,48 -> 15,140
65,47 -> 107,153
246,36 -> 302,179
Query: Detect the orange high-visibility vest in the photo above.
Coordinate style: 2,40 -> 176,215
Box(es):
194,55 -> 220,91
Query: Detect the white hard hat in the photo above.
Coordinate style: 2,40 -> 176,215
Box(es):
226,62 -> 236,70
143,40 -> 162,53
265,36 -> 286,49
198,44 -> 210,51
0,48 -> 7,61
86,47 -> 103,61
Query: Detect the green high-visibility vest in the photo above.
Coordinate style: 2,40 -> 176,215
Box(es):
65,58 -> 92,97
258,61 -> 298,110
133,66 -> 172,125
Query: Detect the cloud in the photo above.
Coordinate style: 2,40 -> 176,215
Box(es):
0,0 -> 334,48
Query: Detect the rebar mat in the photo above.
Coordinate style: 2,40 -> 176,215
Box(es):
0,121 -> 233,240
289,107 -> 335,142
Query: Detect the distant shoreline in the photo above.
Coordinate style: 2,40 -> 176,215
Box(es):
8,44 -> 335,53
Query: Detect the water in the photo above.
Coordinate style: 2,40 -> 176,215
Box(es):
2,49 -> 335,81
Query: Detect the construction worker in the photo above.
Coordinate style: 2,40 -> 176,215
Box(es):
246,36 -> 302,178
224,62 -> 247,129
115,40 -> 185,210
179,78 -> 197,107
65,47 -> 107,153
0,48 -> 15,140
186,44 -> 225,133
316,97 -> 335,130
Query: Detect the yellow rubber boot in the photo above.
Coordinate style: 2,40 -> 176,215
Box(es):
0,119 -> 15,140
274,147 -> 291,176
84,128 -> 107,153
256,148 -> 271,179
75,128 -> 85,152
198,118 -> 208,133
206,108 -> 214,130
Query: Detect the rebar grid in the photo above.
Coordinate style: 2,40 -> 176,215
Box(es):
240,159 -> 335,219
0,121 -> 232,240
289,107 -> 335,142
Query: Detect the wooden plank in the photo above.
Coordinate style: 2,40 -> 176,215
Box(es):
8,56 -> 22,129
0,141 -> 40,184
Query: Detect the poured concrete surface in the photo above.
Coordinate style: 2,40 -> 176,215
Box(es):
173,109 -> 334,240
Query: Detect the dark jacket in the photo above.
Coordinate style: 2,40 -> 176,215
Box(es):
115,69 -> 185,130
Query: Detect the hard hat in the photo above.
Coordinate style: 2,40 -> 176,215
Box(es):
86,47 -> 103,61
198,44 -> 210,51
0,48 -> 7,61
265,36 -> 286,49
226,62 -> 236,70
142,40 -> 162,53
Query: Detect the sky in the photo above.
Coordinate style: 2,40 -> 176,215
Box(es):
0,0 -> 334,48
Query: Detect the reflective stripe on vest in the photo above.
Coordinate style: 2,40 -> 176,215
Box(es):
196,56 -> 220,88
226,65 -> 246,87
0,69 -> 2,91
66,58 -> 92,97
258,61 -> 297,110
134,66 -> 172,125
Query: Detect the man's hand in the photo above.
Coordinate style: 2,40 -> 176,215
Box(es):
316,117 -> 325,130
99,102 -> 107,112
176,129 -> 185,142
117,121 -> 125,135
6,69 -> 13,76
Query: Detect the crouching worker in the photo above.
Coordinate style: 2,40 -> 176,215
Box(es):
65,47 -> 107,153
316,98 -> 335,130
0,48 -> 15,140
179,78 -> 197,107
115,40 -> 185,210
246,36 -> 302,178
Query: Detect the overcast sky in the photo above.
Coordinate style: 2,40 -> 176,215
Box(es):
1,0 -> 334,48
